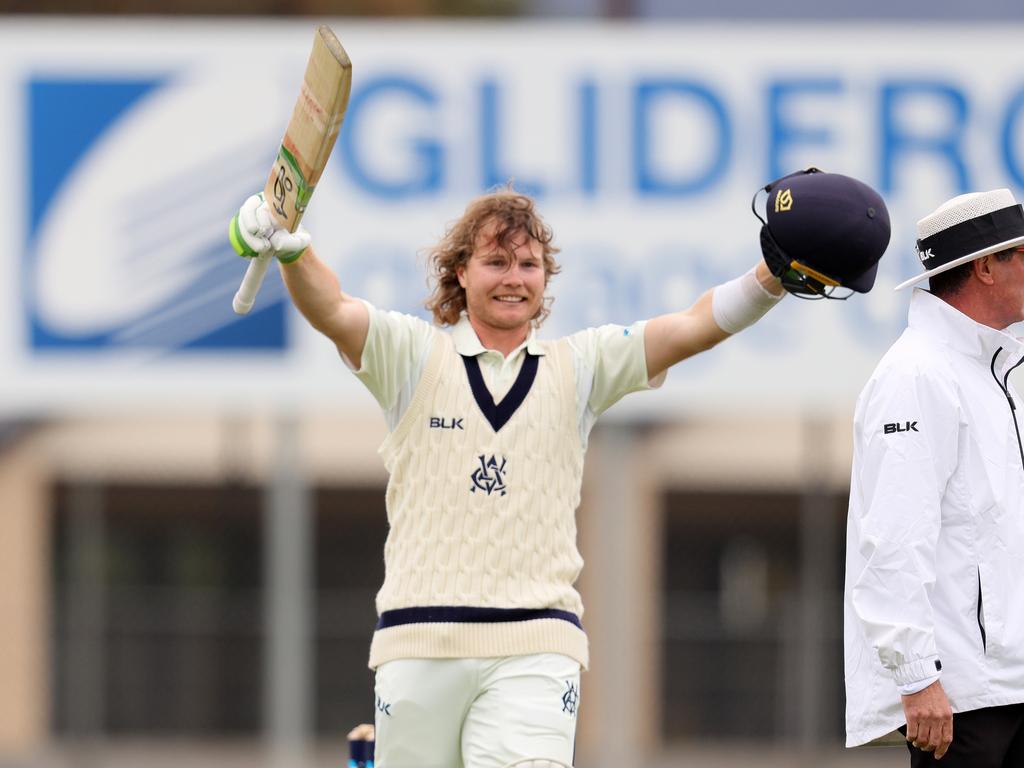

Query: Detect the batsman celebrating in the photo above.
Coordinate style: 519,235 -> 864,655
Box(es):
230,168 -> 889,768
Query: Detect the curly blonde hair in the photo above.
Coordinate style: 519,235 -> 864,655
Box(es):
424,189 -> 561,326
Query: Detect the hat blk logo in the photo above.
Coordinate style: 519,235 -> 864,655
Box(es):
915,244 -> 935,263
774,188 -> 793,213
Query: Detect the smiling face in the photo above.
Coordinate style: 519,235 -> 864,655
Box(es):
455,218 -> 548,345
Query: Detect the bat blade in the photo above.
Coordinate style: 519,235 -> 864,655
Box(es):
264,25 -> 351,233
233,25 -> 352,315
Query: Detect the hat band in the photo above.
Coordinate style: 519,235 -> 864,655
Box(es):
916,204 -> 1024,270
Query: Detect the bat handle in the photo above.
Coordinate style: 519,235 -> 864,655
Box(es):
233,252 -> 275,315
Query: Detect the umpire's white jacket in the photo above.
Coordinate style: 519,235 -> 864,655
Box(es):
844,288 -> 1024,746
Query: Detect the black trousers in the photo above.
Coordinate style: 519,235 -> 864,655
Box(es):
901,703 -> 1024,768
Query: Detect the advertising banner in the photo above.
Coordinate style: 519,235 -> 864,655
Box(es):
2,19 -> 1023,416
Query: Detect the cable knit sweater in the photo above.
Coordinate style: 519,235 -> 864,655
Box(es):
368,331 -> 589,669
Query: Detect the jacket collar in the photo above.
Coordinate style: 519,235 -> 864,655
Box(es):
909,287 -> 1024,377
451,314 -> 546,358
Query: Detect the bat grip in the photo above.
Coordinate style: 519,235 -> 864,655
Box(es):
233,252 -> 274,315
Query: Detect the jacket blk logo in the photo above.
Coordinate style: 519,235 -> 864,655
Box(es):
883,421 -> 919,434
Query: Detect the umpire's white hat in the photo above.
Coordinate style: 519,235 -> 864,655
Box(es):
895,188 -> 1024,290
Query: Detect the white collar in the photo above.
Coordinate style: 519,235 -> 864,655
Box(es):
909,287 -> 1024,376
451,314 -> 547,358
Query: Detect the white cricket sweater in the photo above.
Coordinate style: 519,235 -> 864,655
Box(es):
368,330 -> 590,669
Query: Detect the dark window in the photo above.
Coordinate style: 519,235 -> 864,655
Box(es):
661,490 -> 846,744
52,483 -> 263,735
314,486 -> 388,736
51,481 -> 391,738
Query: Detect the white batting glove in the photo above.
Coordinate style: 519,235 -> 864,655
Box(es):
269,224 -> 311,264
229,193 -> 310,264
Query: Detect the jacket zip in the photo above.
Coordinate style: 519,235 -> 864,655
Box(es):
977,567 -> 987,653
982,348 -> 1024,656
990,347 -> 1024,470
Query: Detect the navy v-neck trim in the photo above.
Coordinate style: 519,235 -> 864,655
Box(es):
461,352 -> 539,432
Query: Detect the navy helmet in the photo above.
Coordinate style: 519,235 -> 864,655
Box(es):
753,168 -> 891,298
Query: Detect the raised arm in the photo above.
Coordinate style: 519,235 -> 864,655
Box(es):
279,247 -> 369,368
644,261 -> 783,380
230,193 -> 370,368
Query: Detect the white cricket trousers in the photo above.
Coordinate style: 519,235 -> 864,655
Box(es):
373,653 -> 581,768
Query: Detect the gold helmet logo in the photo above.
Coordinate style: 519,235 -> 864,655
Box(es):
774,188 -> 793,212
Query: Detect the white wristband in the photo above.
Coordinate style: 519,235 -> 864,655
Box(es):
711,267 -> 784,334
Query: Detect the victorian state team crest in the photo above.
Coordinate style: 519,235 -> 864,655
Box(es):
470,454 -> 507,496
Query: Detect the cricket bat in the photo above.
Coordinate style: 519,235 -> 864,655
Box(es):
232,24 -> 352,315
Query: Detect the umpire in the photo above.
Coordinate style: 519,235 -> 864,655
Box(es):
844,189 -> 1024,765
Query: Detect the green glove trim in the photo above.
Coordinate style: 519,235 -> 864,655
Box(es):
276,245 -> 308,265
229,215 -> 259,258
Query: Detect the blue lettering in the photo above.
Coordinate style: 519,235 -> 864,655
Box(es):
766,79 -> 843,182
480,79 -> 544,196
1002,87 -> 1024,189
879,81 -> 970,194
340,75 -> 443,199
633,79 -> 730,196
579,79 -> 598,196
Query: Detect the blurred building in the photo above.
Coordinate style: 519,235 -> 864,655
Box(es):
1,408 -> 859,767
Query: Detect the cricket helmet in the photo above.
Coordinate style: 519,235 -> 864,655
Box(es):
753,168 -> 891,298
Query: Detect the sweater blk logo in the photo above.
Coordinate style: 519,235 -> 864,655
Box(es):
429,416 -> 464,430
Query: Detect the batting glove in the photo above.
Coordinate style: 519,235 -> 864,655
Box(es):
229,193 -> 310,264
